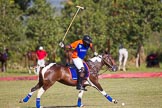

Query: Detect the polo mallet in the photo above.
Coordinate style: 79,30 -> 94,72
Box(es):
53,6 -> 84,63
54,6 -> 84,53
61,5 -> 84,42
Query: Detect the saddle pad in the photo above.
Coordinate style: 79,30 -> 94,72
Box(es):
69,63 -> 89,80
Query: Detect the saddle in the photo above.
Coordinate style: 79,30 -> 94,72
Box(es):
67,62 -> 90,80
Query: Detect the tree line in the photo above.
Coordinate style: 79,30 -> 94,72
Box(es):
0,0 -> 162,64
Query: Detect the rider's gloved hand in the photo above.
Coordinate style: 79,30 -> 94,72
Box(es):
94,52 -> 98,56
59,41 -> 64,48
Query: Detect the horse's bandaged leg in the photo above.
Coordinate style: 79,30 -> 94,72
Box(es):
101,91 -> 113,102
23,92 -> 33,102
78,90 -> 84,98
36,87 -> 45,108
37,87 -> 45,98
36,98 -> 41,108
77,90 -> 84,107
77,98 -> 82,107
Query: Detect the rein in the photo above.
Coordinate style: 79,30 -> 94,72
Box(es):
87,60 -> 101,76
87,54 -> 113,76
86,53 -> 116,77
98,68 -> 109,75
102,54 -> 114,69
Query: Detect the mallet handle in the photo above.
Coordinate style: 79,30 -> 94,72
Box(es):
62,6 -> 84,42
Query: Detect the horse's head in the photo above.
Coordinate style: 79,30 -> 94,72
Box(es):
88,53 -> 117,72
101,53 -> 118,72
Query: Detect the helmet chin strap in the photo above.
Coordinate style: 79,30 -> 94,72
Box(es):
84,43 -> 90,47
83,41 -> 90,47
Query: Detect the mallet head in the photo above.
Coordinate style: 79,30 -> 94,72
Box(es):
76,5 -> 84,10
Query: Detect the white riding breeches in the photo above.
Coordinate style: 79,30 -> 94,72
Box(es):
37,59 -> 45,67
119,48 -> 128,68
35,59 -> 45,75
72,57 -> 84,70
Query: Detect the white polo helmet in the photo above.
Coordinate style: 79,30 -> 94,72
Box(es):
39,46 -> 43,50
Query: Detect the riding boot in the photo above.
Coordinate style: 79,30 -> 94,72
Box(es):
76,73 -> 87,91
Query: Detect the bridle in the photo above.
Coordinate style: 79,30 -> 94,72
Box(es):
87,54 -> 117,76
101,54 -> 116,71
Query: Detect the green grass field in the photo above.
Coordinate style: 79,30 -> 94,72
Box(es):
0,78 -> 162,108
0,63 -> 161,108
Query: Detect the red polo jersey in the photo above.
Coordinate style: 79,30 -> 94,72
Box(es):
36,50 -> 47,60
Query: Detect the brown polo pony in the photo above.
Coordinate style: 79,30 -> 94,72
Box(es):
20,52 -> 118,108
25,51 -> 37,74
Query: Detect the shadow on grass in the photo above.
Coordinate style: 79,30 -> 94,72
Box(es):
33,105 -> 78,108
31,104 -> 106,108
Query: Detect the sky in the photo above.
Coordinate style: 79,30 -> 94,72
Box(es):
46,0 -> 66,15
46,0 -> 65,9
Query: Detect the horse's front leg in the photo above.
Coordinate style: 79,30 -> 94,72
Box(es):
87,78 -> 118,104
36,87 -> 45,108
35,79 -> 55,108
19,82 -> 41,103
19,90 -> 35,103
77,90 -> 84,107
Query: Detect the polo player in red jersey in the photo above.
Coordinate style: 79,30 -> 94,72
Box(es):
36,46 -> 47,74
59,35 -> 98,91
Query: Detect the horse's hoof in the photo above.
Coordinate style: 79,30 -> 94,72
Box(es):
112,99 -> 118,104
36,105 -> 43,108
78,104 -> 84,107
